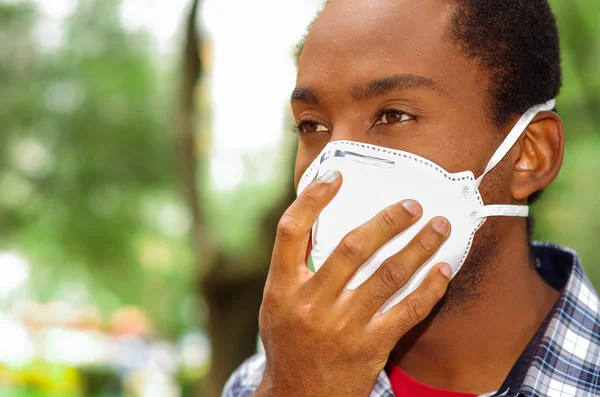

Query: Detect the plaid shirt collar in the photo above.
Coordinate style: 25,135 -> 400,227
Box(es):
223,242 -> 600,397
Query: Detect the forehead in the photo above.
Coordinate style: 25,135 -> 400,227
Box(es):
297,0 -> 481,99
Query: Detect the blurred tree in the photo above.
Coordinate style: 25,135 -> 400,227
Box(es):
0,0 -> 195,336
176,1 -> 296,395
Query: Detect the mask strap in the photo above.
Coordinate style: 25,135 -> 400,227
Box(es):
475,204 -> 529,219
470,99 -> 556,192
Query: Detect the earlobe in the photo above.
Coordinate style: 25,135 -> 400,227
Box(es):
511,111 -> 564,201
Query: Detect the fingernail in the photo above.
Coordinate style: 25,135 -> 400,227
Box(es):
432,218 -> 450,235
317,170 -> 341,184
401,200 -> 422,216
439,263 -> 452,279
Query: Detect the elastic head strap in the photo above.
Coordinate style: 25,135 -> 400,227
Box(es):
471,99 -> 556,191
475,204 -> 529,219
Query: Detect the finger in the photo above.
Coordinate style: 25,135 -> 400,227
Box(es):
371,263 -> 451,346
307,199 -> 423,298
352,217 -> 450,317
270,170 -> 342,282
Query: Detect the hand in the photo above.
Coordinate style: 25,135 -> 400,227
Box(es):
255,170 -> 452,397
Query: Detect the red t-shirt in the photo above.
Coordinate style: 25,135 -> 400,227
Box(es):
385,362 -> 477,397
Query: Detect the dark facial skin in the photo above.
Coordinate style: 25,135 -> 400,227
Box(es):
290,0 -> 563,393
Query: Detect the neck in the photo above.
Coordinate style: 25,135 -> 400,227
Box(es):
390,219 -> 561,395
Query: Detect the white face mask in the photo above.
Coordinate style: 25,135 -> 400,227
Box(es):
297,99 -> 556,313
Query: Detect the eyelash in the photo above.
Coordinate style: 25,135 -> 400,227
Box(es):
291,120 -> 330,136
292,109 -> 415,136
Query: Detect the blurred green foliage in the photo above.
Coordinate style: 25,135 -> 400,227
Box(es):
534,0 -> 600,282
0,0 -> 195,337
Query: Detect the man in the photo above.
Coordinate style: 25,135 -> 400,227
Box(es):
223,0 -> 600,396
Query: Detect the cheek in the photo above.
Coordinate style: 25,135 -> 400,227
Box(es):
293,166 -> 303,188
477,157 -> 513,205
294,152 -> 314,188
294,140 -> 328,186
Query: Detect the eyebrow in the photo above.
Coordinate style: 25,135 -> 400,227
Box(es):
290,73 -> 446,105
351,74 -> 446,101
291,86 -> 320,104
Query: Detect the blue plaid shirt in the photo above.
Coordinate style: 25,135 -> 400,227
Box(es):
223,242 -> 600,397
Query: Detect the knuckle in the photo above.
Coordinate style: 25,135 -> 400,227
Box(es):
407,298 -> 428,323
427,281 -> 447,302
260,299 -> 285,333
339,232 -> 367,261
378,324 -> 400,347
415,237 -> 436,255
378,207 -> 401,230
361,291 -> 384,312
372,286 -> 391,305
298,187 -> 323,209
276,213 -> 301,240
330,318 -> 347,337
292,304 -> 315,330
364,288 -> 392,313
262,286 -> 284,308
360,294 -> 376,312
306,273 -> 327,295
380,261 -> 409,290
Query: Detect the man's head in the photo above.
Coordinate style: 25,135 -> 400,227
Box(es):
291,0 -> 564,311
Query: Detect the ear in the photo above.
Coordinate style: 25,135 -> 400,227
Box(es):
511,111 -> 564,201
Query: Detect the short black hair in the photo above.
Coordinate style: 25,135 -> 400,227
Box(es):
296,0 -> 561,127
449,0 -> 561,208
450,0 -> 561,126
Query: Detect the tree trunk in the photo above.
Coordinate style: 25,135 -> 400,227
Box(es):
201,257 -> 267,397
200,178 -> 296,396
176,2 -> 296,396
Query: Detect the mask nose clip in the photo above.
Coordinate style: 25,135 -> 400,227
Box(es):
320,149 -> 395,168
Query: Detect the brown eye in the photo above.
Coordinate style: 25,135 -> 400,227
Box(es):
299,121 -> 329,135
375,110 -> 413,125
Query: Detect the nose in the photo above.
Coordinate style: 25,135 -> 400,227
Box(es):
328,118 -> 370,144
